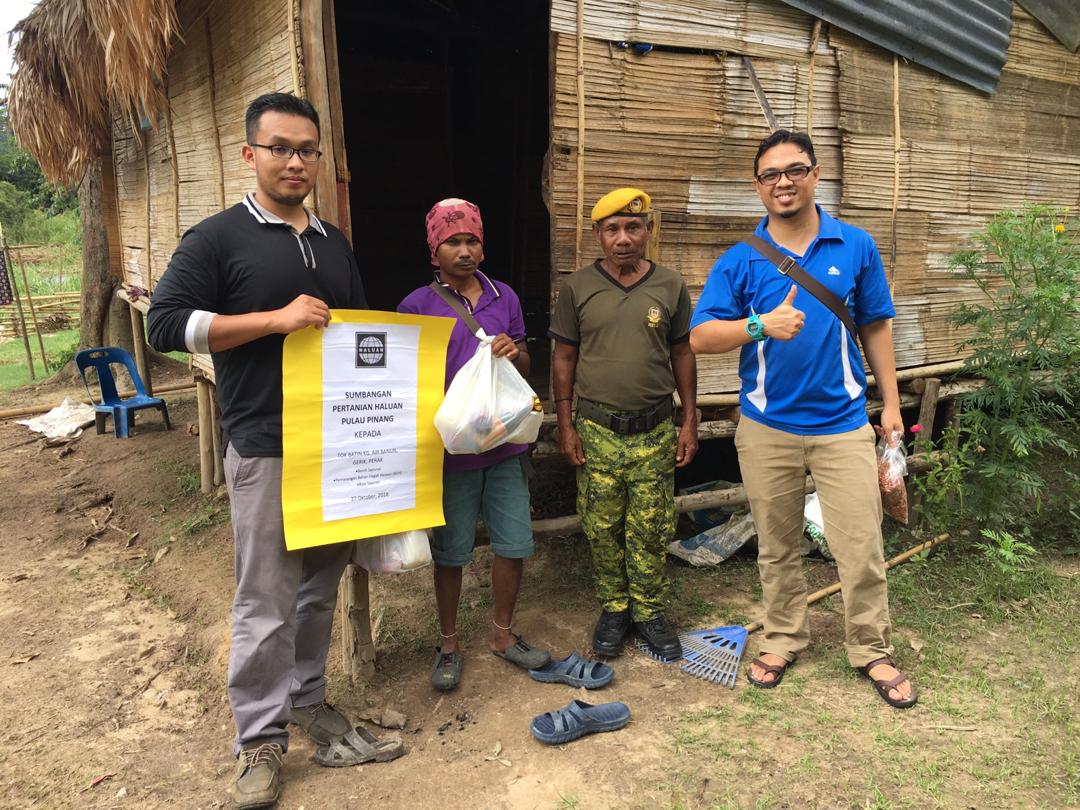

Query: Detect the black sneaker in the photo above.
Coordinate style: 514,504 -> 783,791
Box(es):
634,616 -> 682,660
592,609 -> 632,656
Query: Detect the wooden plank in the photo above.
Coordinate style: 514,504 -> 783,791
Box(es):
299,0 -> 340,227
339,564 -> 376,683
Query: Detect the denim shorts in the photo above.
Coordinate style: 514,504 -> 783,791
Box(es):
431,453 -> 534,566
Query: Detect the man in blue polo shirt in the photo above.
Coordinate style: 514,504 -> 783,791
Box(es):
690,130 -> 917,709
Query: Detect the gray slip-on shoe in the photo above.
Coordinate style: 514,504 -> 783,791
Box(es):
290,701 -> 351,745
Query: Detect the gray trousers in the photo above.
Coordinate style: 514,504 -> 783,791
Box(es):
224,444 -> 352,754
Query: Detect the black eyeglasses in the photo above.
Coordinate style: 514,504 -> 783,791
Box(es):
250,143 -> 323,163
756,164 -> 814,186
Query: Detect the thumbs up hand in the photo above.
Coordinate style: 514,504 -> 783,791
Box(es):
760,284 -> 806,341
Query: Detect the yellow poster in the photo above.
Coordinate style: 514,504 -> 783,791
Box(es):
281,310 -> 454,550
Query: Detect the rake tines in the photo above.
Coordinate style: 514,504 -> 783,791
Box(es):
636,625 -> 749,688
678,627 -> 747,688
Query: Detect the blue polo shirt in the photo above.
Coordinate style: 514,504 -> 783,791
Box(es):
690,206 -> 894,436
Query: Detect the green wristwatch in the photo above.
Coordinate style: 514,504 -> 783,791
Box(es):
746,314 -> 767,341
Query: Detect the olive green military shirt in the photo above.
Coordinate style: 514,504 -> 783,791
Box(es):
549,260 -> 692,412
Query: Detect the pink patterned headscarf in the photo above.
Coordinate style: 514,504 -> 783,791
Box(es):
425,198 -> 484,266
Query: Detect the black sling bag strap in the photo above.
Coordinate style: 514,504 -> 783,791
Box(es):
744,234 -> 859,343
428,280 -> 483,336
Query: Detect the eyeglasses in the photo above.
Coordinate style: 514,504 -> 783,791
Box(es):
756,164 -> 814,186
250,143 -> 323,163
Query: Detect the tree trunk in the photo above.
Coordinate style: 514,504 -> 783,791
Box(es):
78,155 -> 115,350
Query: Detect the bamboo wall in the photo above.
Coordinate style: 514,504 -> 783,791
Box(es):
550,0 -> 1080,393
102,0 -> 1080,395
110,0 -> 295,298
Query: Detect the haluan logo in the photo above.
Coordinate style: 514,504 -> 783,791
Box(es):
355,332 -> 387,368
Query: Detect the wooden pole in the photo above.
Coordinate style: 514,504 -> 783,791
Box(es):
743,533 -> 950,633
195,377 -> 214,494
0,382 -> 196,421
4,246 -> 36,380
915,377 -> 942,438
14,250 -> 48,370
574,0 -> 586,272
210,386 -> 224,487
888,54 -> 902,290
340,564 -> 376,682
806,18 -> 822,134
742,56 -> 779,132
521,453 -> 939,541
128,305 -> 153,395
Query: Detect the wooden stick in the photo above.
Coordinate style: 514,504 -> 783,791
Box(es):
340,564 -> 376,683
520,454 -> 938,542
195,378 -> 213,494
743,533 -> 950,633
687,359 -> 970,406
4,245 -> 36,381
205,16 -> 226,211
128,305 -> 152,395
0,383 -> 196,421
806,18 -> 822,134
888,54 -> 902,290
210,386 -> 224,487
916,378 -> 942,437
574,0 -> 586,273
288,0 -> 303,97
742,56 -> 779,132
14,249 -> 47,370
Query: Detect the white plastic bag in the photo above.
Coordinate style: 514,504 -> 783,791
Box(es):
802,492 -> 833,559
351,530 -> 432,573
434,333 -> 543,454
876,430 -> 909,524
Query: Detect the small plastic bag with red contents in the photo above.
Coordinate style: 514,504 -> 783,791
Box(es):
877,430 -> 909,524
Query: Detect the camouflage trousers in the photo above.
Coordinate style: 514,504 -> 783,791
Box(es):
576,416 -> 678,621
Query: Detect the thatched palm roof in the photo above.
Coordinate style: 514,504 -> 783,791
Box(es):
8,0 -> 179,185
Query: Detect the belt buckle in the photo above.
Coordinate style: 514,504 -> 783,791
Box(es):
777,256 -> 796,276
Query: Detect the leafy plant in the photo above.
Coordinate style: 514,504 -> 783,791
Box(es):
974,528 -> 1038,574
939,205 -> 1080,534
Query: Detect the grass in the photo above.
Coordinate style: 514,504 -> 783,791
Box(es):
0,328 -> 79,390
7,241 -> 82,296
655,544 -> 1080,809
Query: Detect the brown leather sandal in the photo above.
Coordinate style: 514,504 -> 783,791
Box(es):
861,657 -> 918,709
746,656 -> 790,689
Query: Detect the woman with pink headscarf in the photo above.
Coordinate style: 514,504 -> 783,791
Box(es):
398,198 -> 550,691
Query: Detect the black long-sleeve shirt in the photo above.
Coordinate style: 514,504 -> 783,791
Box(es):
147,195 -> 367,456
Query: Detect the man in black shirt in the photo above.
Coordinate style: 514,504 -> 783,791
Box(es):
148,93 -> 391,808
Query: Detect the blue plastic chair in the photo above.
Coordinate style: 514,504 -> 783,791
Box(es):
75,347 -> 172,438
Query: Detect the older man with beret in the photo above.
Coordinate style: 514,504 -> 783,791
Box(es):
549,188 -> 698,659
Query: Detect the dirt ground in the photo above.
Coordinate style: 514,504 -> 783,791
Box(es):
0,372 -> 1078,810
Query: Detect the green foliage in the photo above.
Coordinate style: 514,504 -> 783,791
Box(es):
0,97 -> 79,245
915,205 -> 1080,557
0,96 -> 78,219
45,336 -> 81,373
975,529 -> 1038,574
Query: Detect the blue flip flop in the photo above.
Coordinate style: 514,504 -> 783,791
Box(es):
530,699 -> 630,745
528,652 -> 614,689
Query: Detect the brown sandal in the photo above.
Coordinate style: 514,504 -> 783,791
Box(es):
861,657 -> 918,709
746,656 -> 790,689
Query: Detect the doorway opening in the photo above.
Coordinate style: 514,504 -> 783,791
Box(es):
334,0 -> 551,387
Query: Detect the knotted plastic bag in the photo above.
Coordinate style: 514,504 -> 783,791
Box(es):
877,430 -> 909,524
433,332 -> 543,454
351,530 -> 432,574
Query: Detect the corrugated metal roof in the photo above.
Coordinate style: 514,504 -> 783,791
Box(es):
1018,0 -> 1080,51
775,0 -> 1012,93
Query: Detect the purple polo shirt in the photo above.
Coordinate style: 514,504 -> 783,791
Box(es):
398,270 -> 529,472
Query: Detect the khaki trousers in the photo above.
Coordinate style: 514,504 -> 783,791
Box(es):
735,417 -> 893,668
